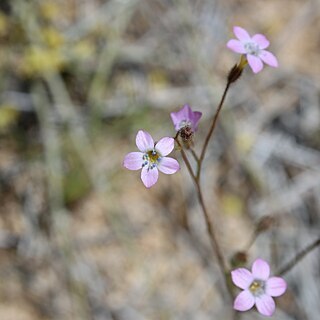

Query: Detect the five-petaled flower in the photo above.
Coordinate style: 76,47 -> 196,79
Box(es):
170,104 -> 202,132
227,26 -> 278,74
123,130 -> 180,188
231,258 -> 287,317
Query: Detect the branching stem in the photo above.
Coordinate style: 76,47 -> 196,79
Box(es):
174,72 -> 235,301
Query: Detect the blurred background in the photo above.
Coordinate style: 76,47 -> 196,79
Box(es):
0,0 -> 319,319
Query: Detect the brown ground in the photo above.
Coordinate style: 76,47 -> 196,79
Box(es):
0,0 -> 319,319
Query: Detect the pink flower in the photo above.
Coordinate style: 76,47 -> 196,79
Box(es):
227,26 -> 278,74
170,105 -> 202,132
123,130 -> 180,188
231,258 -> 287,317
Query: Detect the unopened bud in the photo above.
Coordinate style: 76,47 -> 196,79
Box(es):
256,216 -> 275,233
230,251 -> 248,268
227,55 -> 248,83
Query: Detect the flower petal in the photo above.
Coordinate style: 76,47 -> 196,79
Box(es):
155,137 -> 174,156
231,268 -> 254,289
252,259 -> 270,280
136,130 -> 154,152
247,54 -> 264,73
252,34 -> 270,49
233,290 -> 255,311
170,105 -> 190,131
266,277 -> 287,297
259,50 -> 278,67
233,26 -> 251,42
191,111 -> 202,131
141,166 -> 158,188
180,104 -> 190,117
158,157 -> 180,174
227,39 -> 246,53
123,152 -> 144,170
170,112 -> 179,130
255,294 -> 275,317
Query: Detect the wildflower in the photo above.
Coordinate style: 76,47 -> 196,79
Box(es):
170,105 -> 202,148
123,130 -> 180,188
170,105 -> 202,132
231,258 -> 287,317
227,26 -> 278,74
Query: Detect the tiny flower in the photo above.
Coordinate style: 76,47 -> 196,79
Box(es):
231,258 -> 287,317
123,130 -> 180,188
227,26 -> 278,74
170,105 -> 202,132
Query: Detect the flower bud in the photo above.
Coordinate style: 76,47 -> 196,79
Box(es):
227,55 -> 248,83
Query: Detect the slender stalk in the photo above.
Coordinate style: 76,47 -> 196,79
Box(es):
197,81 -> 231,180
175,139 -> 197,183
174,64 -> 244,300
189,147 -> 200,165
175,138 -> 233,300
278,237 -> 320,276
194,178 -> 228,276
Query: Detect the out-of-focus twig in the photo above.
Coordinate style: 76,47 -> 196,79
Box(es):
278,237 -> 320,276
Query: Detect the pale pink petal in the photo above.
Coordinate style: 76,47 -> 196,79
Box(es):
266,277 -> 287,297
252,259 -> 270,280
155,137 -> 174,156
136,130 -> 154,152
231,268 -> 254,289
158,157 -> 180,174
233,26 -> 251,42
170,112 -> 180,131
187,106 -> 197,122
123,152 -> 144,170
227,39 -> 246,53
259,50 -> 278,67
191,111 -> 202,131
233,290 -> 255,311
255,294 -> 275,317
141,166 -> 158,188
247,54 -> 264,73
252,34 -> 270,49
180,104 -> 190,119
170,105 -> 190,131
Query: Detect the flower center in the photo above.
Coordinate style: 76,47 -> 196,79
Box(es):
179,119 -> 192,130
249,280 -> 265,297
142,149 -> 161,170
244,42 -> 260,56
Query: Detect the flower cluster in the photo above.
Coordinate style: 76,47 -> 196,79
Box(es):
123,27 -> 286,317
123,105 -> 202,188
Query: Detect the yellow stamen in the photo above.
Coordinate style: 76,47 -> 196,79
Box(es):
147,150 -> 160,163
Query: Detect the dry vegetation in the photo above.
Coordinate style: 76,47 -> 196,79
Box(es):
0,0 -> 319,319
